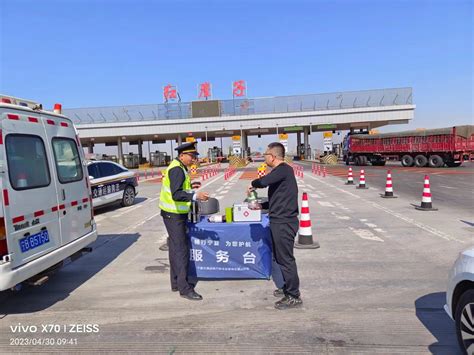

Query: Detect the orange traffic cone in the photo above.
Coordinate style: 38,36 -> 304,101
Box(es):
356,169 -> 368,189
415,175 -> 438,211
345,167 -> 354,185
381,170 -> 397,198
295,192 -> 320,249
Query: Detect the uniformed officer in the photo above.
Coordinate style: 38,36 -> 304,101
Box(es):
159,141 -> 209,301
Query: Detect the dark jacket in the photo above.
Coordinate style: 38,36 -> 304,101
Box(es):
251,162 -> 299,223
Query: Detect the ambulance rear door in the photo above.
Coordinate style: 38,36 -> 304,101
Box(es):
42,113 -> 92,246
1,109 -> 62,269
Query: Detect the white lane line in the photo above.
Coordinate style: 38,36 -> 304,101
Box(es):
330,212 -> 351,220
215,196 -> 224,200
349,227 -> 384,242
112,204 -> 143,218
440,185 -> 458,189
318,201 -> 334,207
359,219 -> 368,222
374,228 -> 386,233
306,173 -> 464,243
147,197 -> 159,203
216,186 -> 225,192
309,193 -> 322,199
123,212 -> 161,233
365,223 -> 378,228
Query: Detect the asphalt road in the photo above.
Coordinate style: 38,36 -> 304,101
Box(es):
0,162 -> 472,354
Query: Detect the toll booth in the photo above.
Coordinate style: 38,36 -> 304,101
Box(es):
150,151 -> 167,167
122,153 -> 140,169
100,154 -> 118,163
207,146 -> 223,163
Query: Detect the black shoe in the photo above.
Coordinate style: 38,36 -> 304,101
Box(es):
171,287 -> 178,292
180,291 -> 203,301
274,295 -> 302,310
273,288 -> 285,297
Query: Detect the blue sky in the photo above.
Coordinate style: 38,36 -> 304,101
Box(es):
1,0 -> 472,156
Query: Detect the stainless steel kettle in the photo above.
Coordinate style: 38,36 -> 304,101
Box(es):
197,197 -> 220,215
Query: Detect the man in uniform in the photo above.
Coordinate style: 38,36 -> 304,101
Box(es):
249,142 -> 302,309
159,141 -> 209,301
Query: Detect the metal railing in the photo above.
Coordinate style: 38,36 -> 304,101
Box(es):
64,87 -> 412,124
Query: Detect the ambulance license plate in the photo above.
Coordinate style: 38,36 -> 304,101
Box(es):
19,230 -> 50,253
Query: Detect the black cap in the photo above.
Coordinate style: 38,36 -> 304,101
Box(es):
175,141 -> 199,155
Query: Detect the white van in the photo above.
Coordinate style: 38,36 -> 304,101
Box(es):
0,95 -> 98,291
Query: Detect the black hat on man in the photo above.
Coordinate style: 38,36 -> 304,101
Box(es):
175,141 -> 199,156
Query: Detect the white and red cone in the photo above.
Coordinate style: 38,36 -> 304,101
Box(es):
381,170 -> 397,198
295,192 -> 320,249
345,167 -> 354,185
356,169 -> 368,189
415,175 -> 438,211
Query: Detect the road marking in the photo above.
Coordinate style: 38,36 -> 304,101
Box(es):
215,196 -> 224,200
309,193 -> 321,199
439,185 -> 458,189
349,227 -> 384,242
112,204 -> 143,218
330,212 -> 351,220
365,223 -> 378,228
305,173 -> 464,243
318,201 -> 334,207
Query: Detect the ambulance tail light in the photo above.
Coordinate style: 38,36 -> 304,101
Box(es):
0,217 -> 8,258
53,103 -> 62,114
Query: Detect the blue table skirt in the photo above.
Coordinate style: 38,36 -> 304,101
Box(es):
187,214 -> 272,279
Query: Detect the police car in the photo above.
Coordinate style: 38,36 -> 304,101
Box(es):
87,161 -> 138,208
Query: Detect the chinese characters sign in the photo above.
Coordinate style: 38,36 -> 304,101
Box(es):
198,82 -> 212,100
163,84 -> 178,103
232,80 -> 247,98
187,216 -> 272,279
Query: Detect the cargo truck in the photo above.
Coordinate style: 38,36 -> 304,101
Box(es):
343,125 -> 474,167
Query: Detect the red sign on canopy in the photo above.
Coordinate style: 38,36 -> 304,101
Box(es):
163,84 -> 178,102
198,82 -> 212,100
233,80 -> 247,97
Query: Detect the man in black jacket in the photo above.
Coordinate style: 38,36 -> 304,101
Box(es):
249,142 -> 302,309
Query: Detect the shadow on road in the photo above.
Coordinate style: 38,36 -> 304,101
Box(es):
415,292 -> 461,354
0,233 -> 139,314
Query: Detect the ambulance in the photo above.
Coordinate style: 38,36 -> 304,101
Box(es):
0,95 -> 98,291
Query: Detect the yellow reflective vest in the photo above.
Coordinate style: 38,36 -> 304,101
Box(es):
159,159 -> 192,214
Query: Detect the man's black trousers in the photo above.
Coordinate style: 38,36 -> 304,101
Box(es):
162,215 -> 194,295
270,220 -> 300,298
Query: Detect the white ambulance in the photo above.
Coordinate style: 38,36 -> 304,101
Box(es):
0,95 -> 98,291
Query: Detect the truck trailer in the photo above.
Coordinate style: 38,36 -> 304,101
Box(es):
343,125 -> 474,168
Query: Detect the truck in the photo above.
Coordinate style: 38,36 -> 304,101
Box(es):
342,125 -> 474,167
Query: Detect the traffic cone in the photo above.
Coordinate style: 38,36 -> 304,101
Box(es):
380,170 -> 397,198
317,165 -> 321,176
356,169 -> 368,189
415,175 -> 438,211
295,192 -> 320,249
323,167 -> 327,178
345,167 -> 354,185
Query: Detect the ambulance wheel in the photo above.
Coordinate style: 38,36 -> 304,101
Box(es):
121,186 -> 135,207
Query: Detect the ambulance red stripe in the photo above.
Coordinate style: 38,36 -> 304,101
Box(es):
7,114 -> 19,120
46,119 -> 55,125
34,210 -> 45,217
3,190 -> 9,206
28,117 -> 39,123
60,122 -> 68,127
12,216 -> 25,224
71,201 -> 78,206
